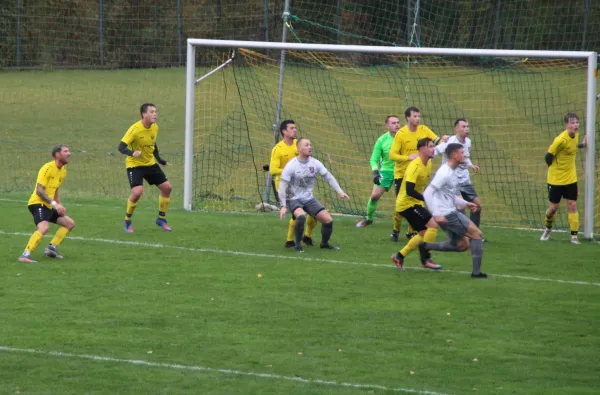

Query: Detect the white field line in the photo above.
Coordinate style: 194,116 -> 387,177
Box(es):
1,230 -> 599,287
0,346 -> 448,395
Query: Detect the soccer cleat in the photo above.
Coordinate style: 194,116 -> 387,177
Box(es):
471,272 -> 488,279
124,219 -> 134,233
570,236 -> 581,245
391,252 -> 404,270
406,231 -> 417,240
285,241 -> 295,248
44,245 -> 63,259
390,230 -> 399,242
421,260 -> 443,271
303,236 -> 314,246
540,228 -> 551,241
156,217 -> 172,232
18,255 -> 37,263
294,246 -> 304,253
320,243 -> 340,250
356,219 -> 373,228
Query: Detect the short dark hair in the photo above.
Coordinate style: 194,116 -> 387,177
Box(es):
140,103 -> 156,117
280,120 -> 295,136
445,143 -> 464,158
51,144 -> 68,158
404,106 -> 420,120
296,137 -> 308,146
454,118 -> 467,127
564,112 -> 579,123
385,115 -> 400,123
417,137 -> 433,150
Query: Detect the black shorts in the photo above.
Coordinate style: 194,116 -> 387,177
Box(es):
127,164 -> 168,188
548,182 -> 577,204
394,178 -> 403,196
398,205 -> 432,232
28,204 -> 59,226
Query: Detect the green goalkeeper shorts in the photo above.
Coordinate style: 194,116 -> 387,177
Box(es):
375,170 -> 395,191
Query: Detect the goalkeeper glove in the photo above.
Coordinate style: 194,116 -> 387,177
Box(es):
373,170 -> 382,185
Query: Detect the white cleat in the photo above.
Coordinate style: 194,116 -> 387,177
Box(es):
540,228 -> 552,241
570,236 -> 581,245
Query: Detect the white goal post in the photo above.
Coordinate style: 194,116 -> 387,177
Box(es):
184,39 -> 597,240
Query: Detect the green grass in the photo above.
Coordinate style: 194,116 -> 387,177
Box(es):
1,62 -> 597,230
1,197 -> 599,394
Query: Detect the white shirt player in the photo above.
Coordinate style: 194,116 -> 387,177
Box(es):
424,163 -> 467,217
435,135 -> 473,186
279,156 -> 342,203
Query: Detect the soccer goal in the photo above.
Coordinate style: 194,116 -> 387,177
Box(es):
183,39 -> 598,239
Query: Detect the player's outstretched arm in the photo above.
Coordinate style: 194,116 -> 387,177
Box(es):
322,172 -> 349,199
278,179 -> 289,219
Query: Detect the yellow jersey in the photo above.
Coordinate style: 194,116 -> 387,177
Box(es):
269,139 -> 298,187
121,120 -> 159,168
28,161 -> 67,208
395,157 -> 432,213
390,125 -> 438,179
547,130 -> 578,185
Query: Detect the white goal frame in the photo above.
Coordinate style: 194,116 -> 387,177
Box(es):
184,39 -> 597,239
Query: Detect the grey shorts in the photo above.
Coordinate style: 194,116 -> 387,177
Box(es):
440,211 -> 471,245
287,198 -> 325,219
459,183 -> 478,202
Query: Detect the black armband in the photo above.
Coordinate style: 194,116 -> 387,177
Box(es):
118,141 -> 134,156
433,137 -> 441,145
544,152 -> 554,166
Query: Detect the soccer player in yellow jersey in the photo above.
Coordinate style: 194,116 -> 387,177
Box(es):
18,144 -> 76,263
118,103 -> 173,233
541,112 -> 587,244
389,107 -> 448,242
269,120 -> 318,248
390,138 -> 441,270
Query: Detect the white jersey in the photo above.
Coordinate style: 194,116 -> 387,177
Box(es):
280,157 -> 329,201
435,135 -> 473,185
424,163 -> 460,216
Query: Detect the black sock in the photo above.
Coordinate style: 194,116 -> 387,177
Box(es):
294,215 -> 306,247
321,222 -> 333,245
470,238 -> 483,274
470,211 -> 481,228
423,240 -> 460,252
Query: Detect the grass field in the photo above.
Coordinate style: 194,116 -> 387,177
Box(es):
1,55 -> 599,393
1,197 -> 599,394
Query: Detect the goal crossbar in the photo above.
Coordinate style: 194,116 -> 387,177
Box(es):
184,39 -> 597,239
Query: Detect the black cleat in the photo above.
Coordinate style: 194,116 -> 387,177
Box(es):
390,230 -> 399,242
285,241 -> 295,248
44,245 -> 63,259
294,246 -> 304,253
320,243 -> 340,250
303,236 -> 314,246
406,231 -> 417,240
471,272 -> 488,279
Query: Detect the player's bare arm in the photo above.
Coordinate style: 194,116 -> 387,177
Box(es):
36,183 -> 66,215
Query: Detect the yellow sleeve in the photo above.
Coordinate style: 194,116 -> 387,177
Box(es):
424,127 -> 440,144
548,136 -> 564,156
389,133 -> 409,162
35,164 -> 51,187
121,124 -> 136,145
404,161 -> 419,184
269,146 -> 283,177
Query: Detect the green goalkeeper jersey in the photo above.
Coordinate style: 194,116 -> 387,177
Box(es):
369,132 -> 395,172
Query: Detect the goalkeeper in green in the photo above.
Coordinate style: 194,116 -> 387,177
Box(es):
356,116 -> 401,227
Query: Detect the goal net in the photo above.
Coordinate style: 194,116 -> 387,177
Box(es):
185,40 -> 598,238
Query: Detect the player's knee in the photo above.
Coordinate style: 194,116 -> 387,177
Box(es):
37,222 -> 49,234
371,194 -> 380,202
66,218 -> 76,230
130,187 -> 143,200
161,182 -> 173,195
